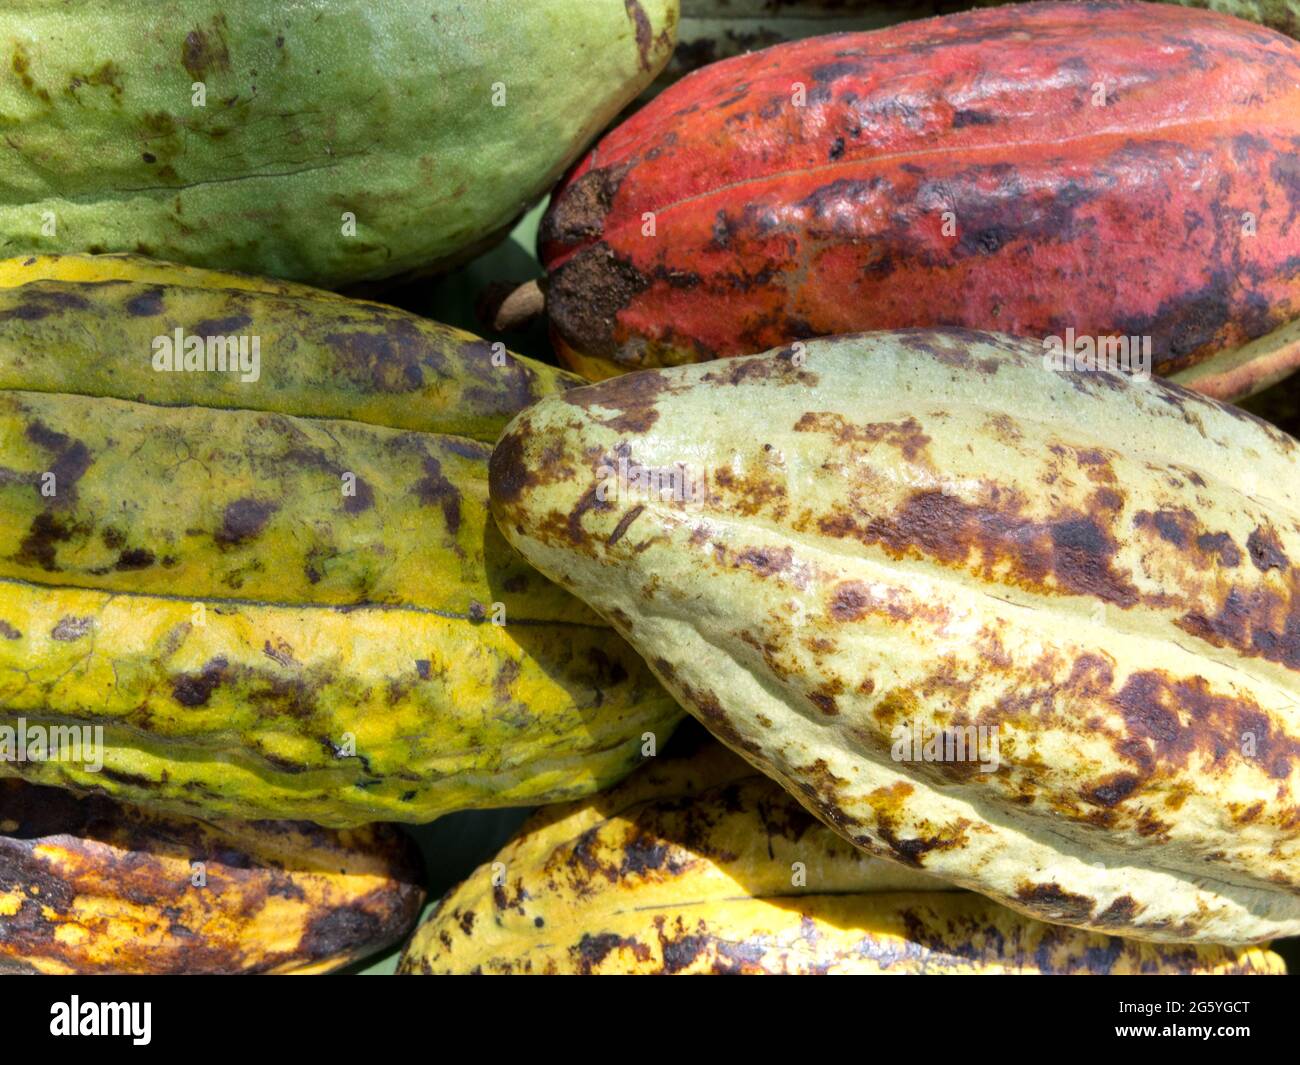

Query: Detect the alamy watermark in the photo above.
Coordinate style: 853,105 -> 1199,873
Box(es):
595,453 -> 705,505
891,720 -> 1001,773
0,718 -> 103,772
50,997 -> 150,1045
1042,328 -> 1151,381
152,327 -> 261,383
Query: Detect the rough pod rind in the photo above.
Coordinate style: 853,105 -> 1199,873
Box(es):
541,1 -> 1300,398
398,735 -> 1285,973
0,1 -> 677,286
0,254 -> 681,826
489,328 -> 1300,944
0,780 -> 424,974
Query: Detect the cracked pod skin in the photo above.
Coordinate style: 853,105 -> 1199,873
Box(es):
0,0 -> 677,287
399,737 -> 1284,974
0,779 -> 424,974
0,254 -> 680,826
489,329 -> 1300,944
541,2 -> 1300,399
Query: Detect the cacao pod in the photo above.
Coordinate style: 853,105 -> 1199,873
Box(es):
0,779 -> 423,974
0,254 -> 680,826
540,2 -> 1300,401
0,1 -> 677,287
0,253 -> 573,443
399,735 -> 1285,973
488,329 -> 1300,944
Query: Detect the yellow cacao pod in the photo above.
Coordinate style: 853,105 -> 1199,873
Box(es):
399,735 -> 1284,974
489,329 -> 1300,944
0,254 -> 680,826
0,779 -> 423,974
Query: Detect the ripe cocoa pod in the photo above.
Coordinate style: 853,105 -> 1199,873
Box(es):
0,255 -> 680,826
0,253 -> 577,442
0,779 -> 423,974
488,328 -> 1300,944
0,1 -> 677,287
541,2 -> 1300,401
399,736 -> 1285,973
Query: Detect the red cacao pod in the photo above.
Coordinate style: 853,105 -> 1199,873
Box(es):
540,1 -> 1300,397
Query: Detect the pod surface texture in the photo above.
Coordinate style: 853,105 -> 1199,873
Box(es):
400,737 -> 1286,973
0,255 -> 680,826
0,780 -> 424,974
489,328 -> 1300,944
542,2 -> 1300,395
0,1 -> 677,285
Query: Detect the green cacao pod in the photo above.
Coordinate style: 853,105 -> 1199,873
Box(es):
0,779 -> 424,974
489,329 -> 1300,944
0,1 -> 677,286
0,254 -> 680,826
399,736 -> 1286,974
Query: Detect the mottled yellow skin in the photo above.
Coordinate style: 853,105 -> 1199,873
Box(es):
0,779 -> 423,974
0,576 -> 674,825
0,252 -> 347,297
0,390 -> 586,619
400,739 -> 1284,974
0,253 -> 681,825
0,253 -> 579,442
490,329 -> 1300,944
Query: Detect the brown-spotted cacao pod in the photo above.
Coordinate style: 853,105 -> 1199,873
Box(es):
0,780 -> 423,974
540,1 -> 1300,400
0,254 -> 681,827
399,734 -> 1286,973
488,329 -> 1300,945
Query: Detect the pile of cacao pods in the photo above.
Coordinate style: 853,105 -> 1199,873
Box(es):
0,0 -> 1297,977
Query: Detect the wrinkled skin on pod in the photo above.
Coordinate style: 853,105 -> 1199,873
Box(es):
0,254 -> 681,826
0,1 -> 677,286
489,328 -> 1300,944
399,734 -> 1285,973
0,780 -> 424,974
542,2 -> 1300,400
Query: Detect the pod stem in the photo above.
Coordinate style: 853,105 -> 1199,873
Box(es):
479,279 -> 546,333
